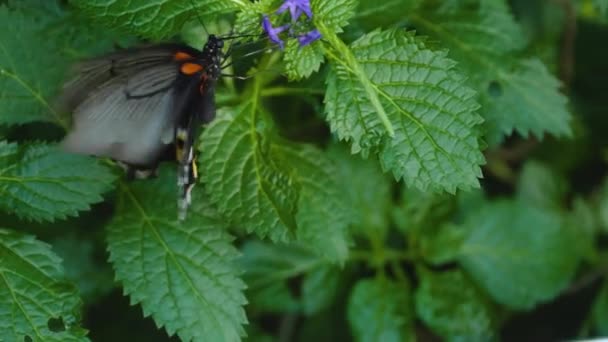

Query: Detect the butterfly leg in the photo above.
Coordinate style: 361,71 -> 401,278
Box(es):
117,161 -> 158,180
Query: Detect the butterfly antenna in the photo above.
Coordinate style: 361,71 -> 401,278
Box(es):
188,0 -> 209,35
221,44 -> 276,68
220,33 -> 265,40
221,67 -> 283,80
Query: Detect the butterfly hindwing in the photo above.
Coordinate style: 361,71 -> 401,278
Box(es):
61,62 -> 181,166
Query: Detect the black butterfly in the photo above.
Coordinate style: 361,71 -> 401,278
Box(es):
59,35 -> 225,219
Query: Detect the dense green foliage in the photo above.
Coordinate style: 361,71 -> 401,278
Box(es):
0,0 -> 607,340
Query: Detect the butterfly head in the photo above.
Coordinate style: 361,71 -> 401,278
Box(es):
202,34 -> 224,81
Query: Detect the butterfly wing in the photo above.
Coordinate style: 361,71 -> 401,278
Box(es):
60,41 -> 221,220
60,45 -> 201,167
59,44 -> 196,112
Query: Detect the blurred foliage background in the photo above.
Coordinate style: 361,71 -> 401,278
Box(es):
1,0 -> 608,341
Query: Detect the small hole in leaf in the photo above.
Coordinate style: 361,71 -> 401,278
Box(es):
24,336 -> 33,342
488,81 -> 503,98
48,317 -> 66,332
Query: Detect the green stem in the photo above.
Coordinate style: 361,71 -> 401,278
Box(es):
261,87 -> 324,97
318,23 -> 395,137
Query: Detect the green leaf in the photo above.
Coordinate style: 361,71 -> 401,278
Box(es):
565,197 -> 596,260
392,186 -> 455,234
0,141 -> 116,222
419,223 -> 465,265
247,282 -> 301,313
106,167 -> 247,341
241,240 -> 321,287
312,0 -> 358,33
200,106 -> 299,242
233,0 -> 273,37
328,143 -> 391,236
0,229 -> 88,341
282,143 -> 352,262
284,39 -> 325,80
347,278 -> 414,342
482,59 -> 571,141
70,0 -> 245,40
0,5 -> 68,127
409,0 -> 571,143
324,29 -> 484,193
457,199 -> 581,310
354,0 -> 423,29
301,265 -> 340,315
241,241 -> 320,313
200,107 -> 351,262
517,160 -> 567,210
415,269 -> 496,341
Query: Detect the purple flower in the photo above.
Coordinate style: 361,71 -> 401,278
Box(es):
298,29 -> 321,46
262,15 -> 289,49
277,0 -> 312,21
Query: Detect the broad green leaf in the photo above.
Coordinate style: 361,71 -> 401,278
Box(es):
70,0 -> 245,40
347,278 -> 414,342
200,106 -> 299,242
233,0 -> 274,37
354,0 -> 423,29
482,59 -> 571,142
419,224 -> 465,265
107,168 -> 247,341
0,229 -> 88,341
565,197 -> 596,260
284,39 -> 325,80
301,265 -> 340,315
592,280 -> 608,336
517,160 -> 567,210
0,141 -> 116,222
415,269 -> 496,341
200,107 -> 351,262
457,199 -> 581,310
281,143 -> 351,262
241,241 -> 320,313
312,0 -> 358,33
247,282 -> 300,313
409,0 -> 571,143
324,29 -> 484,193
9,0 -> 130,59
392,186 -> 455,234
0,5 -> 68,126
241,241 -> 321,289
328,143 -> 391,236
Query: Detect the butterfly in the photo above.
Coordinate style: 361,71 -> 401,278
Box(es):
59,35 -> 226,219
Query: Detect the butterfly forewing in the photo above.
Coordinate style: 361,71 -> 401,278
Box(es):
59,37 -> 224,219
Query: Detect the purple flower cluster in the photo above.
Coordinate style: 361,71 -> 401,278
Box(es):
277,0 -> 312,21
262,0 -> 321,49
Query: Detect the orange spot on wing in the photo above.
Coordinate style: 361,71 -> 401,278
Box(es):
174,51 -> 193,61
180,62 -> 203,75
